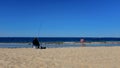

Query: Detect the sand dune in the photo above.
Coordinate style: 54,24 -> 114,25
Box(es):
0,47 -> 120,68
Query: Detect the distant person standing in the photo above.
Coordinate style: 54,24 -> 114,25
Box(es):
80,39 -> 85,47
32,38 -> 40,49
80,39 -> 85,43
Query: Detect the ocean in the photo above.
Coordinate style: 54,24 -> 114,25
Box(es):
0,37 -> 120,48
0,37 -> 120,43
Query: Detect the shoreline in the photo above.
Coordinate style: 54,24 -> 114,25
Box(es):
0,42 -> 119,48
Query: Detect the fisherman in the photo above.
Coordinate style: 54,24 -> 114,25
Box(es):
32,38 -> 46,49
32,38 -> 40,49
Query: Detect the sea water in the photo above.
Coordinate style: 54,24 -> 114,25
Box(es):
0,37 -> 120,43
0,37 -> 120,48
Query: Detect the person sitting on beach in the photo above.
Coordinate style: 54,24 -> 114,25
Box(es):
32,38 -> 40,49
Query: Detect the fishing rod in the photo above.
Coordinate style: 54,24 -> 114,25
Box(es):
37,23 -> 43,43
36,23 -> 42,38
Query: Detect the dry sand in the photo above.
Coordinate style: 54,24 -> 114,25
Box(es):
0,47 -> 120,68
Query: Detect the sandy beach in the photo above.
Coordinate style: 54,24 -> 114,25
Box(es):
0,47 -> 120,68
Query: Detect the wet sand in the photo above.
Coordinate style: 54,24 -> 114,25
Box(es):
0,47 -> 120,68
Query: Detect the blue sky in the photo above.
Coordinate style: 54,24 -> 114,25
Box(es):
0,0 -> 120,37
